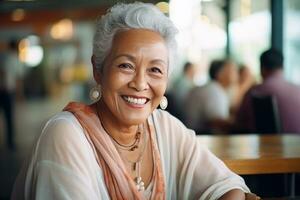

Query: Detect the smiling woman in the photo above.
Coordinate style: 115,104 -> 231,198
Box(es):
12,2 -> 254,200
97,29 -> 168,127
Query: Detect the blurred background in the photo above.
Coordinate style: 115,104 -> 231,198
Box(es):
0,0 -> 300,199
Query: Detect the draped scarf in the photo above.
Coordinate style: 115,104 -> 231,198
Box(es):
63,102 -> 165,200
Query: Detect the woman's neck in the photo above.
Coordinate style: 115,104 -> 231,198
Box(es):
96,100 -> 139,145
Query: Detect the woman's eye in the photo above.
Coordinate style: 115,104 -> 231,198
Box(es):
150,67 -> 162,74
118,63 -> 133,69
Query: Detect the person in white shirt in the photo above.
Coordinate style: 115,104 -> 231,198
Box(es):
184,59 -> 238,134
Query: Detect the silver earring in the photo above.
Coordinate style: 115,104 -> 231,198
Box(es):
160,96 -> 168,110
89,85 -> 102,102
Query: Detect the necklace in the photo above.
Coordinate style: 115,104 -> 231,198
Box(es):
95,103 -> 141,151
95,104 -> 148,191
117,124 -> 148,191
110,126 -> 142,152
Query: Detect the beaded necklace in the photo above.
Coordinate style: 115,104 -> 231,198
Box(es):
96,106 -> 148,191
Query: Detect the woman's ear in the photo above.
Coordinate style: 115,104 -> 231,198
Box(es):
91,55 -> 101,84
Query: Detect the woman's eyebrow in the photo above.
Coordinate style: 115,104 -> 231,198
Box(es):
150,59 -> 167,65
113,54 -> 167,65
112,54 -> 136,61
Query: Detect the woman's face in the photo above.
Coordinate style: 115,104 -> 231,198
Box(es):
94,29 -> 169,126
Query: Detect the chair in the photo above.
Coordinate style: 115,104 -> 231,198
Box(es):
250,95 -> 298,198
251,94 -> 281,134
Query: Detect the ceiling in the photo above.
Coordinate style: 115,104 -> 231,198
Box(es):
0,0 -> 164,28
0,0 -> 163,13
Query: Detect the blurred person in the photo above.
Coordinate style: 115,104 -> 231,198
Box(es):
231,65 -> 256,113
239,65 -> 254,87
171,61 -> 196,105
167,61 -> 196,120
184,59 -> 238,134
235,48 -> 300,133
11,3 -> 254,200
0,39 -> 23,150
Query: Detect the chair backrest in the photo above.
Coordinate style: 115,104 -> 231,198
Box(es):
251,94 -> 281,133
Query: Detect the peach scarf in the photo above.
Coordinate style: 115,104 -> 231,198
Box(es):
63,102 -> 165,200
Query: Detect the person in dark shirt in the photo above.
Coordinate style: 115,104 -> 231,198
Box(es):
236,48 -> 300,133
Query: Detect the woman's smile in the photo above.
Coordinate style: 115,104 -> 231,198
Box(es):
121,95 -> 150,109
95,29 -> 169,126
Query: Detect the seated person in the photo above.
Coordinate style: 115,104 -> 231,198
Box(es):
184,59 -> 238,134
230,64 -> 256,114
235,48 -> 300,133
168,62 -> 197,121
12,2 -> 257,200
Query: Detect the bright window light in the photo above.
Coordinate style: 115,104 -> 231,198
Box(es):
19,35 -> 44,67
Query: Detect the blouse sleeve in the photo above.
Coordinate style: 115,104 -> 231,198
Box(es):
153,110 -> 250,200
15,112 -> 109,200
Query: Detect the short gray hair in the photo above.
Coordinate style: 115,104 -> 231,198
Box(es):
93,2 -> 178,75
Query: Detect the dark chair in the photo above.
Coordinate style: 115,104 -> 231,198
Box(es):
248,95 -> 283,197
251,94 -> 281,134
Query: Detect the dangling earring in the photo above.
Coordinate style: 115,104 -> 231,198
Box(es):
89,85 -> 102,102
160,96 -> 168,110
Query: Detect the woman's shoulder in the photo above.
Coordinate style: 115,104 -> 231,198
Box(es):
152,109 -> 181,125
46,111 -> 80,125
42,111 -> 83,137
36,111 -> 88,156
151,109 -> 196,139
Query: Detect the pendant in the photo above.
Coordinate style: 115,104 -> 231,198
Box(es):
133,162 -> 137,171
135,176 -> 145,191
130,145 -> 138,151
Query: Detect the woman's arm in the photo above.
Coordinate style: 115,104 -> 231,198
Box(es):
219,190 -> 261,200
22,114 -> 105,199
154,110 -> 250,199
219,189 -> 245,200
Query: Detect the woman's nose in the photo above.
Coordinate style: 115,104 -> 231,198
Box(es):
128,71 -> 149,91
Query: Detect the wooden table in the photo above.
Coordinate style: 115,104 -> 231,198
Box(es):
197,134 -> 300,175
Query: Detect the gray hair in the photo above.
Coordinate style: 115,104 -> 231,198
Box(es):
93,2 -> 178,75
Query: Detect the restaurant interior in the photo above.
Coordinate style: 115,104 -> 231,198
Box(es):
0,0 -> 300,199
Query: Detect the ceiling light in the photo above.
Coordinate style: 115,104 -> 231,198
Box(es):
11,9 -> 25,22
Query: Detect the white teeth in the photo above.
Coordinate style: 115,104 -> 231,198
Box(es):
123,96 -> 147,105
137,99 -> 143,104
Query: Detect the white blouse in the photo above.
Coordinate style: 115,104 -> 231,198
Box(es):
12,109 -> 249,200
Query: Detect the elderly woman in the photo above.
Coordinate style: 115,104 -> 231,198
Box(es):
12,2 -> 256,200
